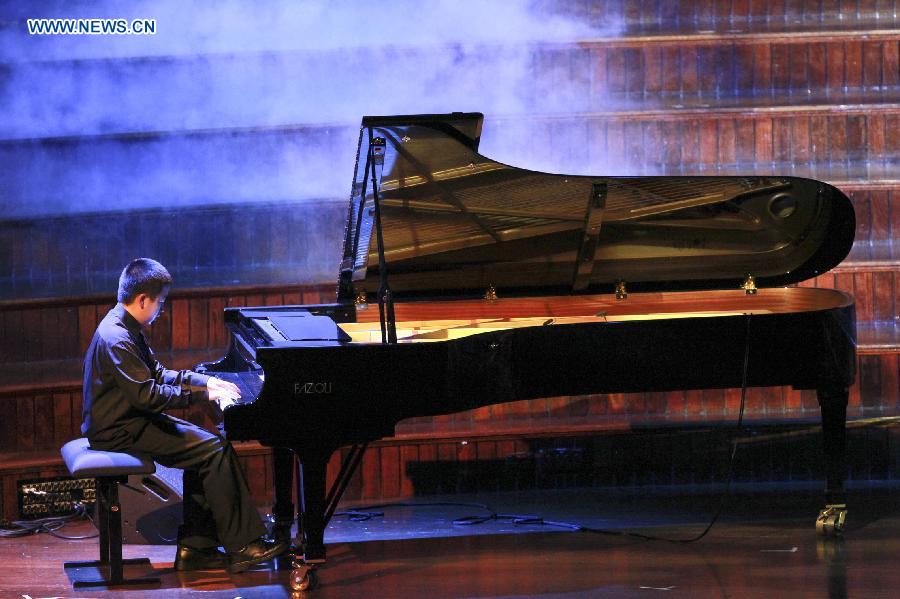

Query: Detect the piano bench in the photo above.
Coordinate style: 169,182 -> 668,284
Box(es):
60,438 -> 161,588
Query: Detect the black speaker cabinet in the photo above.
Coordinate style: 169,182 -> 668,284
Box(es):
120,463 -> 183,545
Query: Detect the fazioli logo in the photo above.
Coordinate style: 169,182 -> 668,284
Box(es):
294,382 -> 332,394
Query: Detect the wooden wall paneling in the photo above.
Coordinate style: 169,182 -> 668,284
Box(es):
281,291 -> 302,305
639,121 -> 659,170
21,309 -> 41,362
149,299 -> 172,352
77,304 -> 96,355
733,118 -> 755,165
57,306 -> 79,361
799,388 -> 819,411
681,46 -> 699,95
851,190 -> 873,260
807,42 -> 827,90
676,0 -> 694,24
380,445 -> 400,499
743,388 -> 766,414
361,446 -> 381,501
697,46 -> 718,95
754,118 -> 773,165
570,47 -> 593,111
884,40 -> 899,87
885,115 -> 900,160
33,394 -> 54,451
0,397 -> 16,451
834,272 -> 855,299
188,296 -> 208,349
30,224 -> 49,294
658,120 -> 681,168
208,296 -> 227,349
624,47 -> 645,95
789,41 -> 810,92
715,45 -> 736,97
771,43 -> 791,92
872,271 -> 896,323
637,391 -> 660,415
718,118 -> 737,166
784,385 -> 804,413
698,119 -> 718,168
665,390 -> 687,417
16,396 -> 33,451
863,41 -> 885,88
643,45 -> 663,95
590,46 -> 608,100
790,116 -> 810,164
52,391 -> 73,447
857,0 -> 880,19
586,120 -> 605,171
399,444 -> 418,497
37,307 -> 57,362
846,115 -> 867,162
881,354 -> 899,408
828,115 -> 848,163
735,44 -> 756,94
722,386 -> 740,416
169,298 -> 190,350
808,115 -> 829,164
661,46 -> 681,94
0,311 -> 8,363
845,41 -> 863,89
623,121 -> 644,170
682,389 -> 702,416
2,474 -> 18,521
869,114 -> 887,164
606,47 -> 627,94
859,355 -> 885,410
606,120 -> 626,171
772,117 -> 791,164
244,294 -> 264,309
826,42 -> 846,90
753,43 -> 772,96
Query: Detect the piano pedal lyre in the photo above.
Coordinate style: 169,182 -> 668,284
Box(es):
816,503 -> 847,537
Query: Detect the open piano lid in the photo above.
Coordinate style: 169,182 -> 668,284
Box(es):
338,112 -> 855,301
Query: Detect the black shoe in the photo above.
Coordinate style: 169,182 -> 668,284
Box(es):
174,545 -> 228,571
227,538 -> 288,574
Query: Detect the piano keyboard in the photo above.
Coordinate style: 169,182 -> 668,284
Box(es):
211,370 -> 265,403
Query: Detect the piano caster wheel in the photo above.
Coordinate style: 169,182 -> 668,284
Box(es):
816,504 -> 847,537
290,565 -> 318,592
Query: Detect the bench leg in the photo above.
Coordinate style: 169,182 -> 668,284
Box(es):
64,477 -> 160,588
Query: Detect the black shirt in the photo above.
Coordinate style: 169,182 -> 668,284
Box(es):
82,304 -> 210,444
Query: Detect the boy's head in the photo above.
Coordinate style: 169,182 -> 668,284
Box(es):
118,258 -> 172,326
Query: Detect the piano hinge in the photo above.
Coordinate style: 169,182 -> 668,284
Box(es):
615,280 -> 627,300
741,274 -> 758,295
484,285 -> 498,302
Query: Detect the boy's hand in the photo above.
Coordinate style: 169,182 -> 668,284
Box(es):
207,377 -> 241,409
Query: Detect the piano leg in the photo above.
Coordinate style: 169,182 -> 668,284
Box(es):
296,450 -> 329,563
271,447 -> 296,545
289,448 -> 330,590
816,388 -> 848,536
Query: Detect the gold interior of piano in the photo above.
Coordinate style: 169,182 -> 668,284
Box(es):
338,288 -> 851,344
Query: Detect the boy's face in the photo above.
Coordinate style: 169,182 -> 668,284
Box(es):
133,288 -> 169,326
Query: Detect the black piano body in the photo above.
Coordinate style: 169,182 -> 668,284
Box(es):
197,112 -> 856,587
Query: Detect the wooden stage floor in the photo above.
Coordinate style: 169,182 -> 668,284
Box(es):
1,484 -> 898,598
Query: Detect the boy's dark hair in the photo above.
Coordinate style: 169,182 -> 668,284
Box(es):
117,258 -> 172,304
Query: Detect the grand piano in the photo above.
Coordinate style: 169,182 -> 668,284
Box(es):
198,112 -> 856,590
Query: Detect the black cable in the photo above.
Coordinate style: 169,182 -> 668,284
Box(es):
0,502 -> 97,540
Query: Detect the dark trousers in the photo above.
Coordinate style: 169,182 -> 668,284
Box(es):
93,415 -> 265,553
